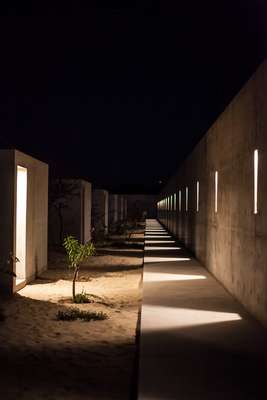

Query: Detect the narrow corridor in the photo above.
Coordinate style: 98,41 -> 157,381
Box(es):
138,219 -> 267,399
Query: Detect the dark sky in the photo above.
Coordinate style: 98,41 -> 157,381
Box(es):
0,1 -> 267,193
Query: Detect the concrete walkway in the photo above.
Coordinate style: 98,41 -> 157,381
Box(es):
137,219 -> 267,400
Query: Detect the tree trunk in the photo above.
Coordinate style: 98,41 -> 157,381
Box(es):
72,265 -> 79,301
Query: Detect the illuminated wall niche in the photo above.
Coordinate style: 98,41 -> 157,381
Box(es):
179,190 -> 182,212
16,166 -> 27,284
215,171 -> 218,213
196,181 -> 199,212
254,149 -> 258,214
185,187 -> 189,212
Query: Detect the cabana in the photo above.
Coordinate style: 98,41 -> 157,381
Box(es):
49,179 -> 92,245
0,149 -> 48,293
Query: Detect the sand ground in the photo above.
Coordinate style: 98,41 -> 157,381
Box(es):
0,231 -> 144,400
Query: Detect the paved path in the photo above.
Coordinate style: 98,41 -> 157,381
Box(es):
137,219 -> 267,400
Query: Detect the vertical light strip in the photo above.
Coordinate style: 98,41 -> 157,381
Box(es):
174,193 -> 177,211
254,149 -> 258,215
186,187 -> 189,212
215,171 -> 218,213
196,181 -> 199,212
179,190 -> 181,212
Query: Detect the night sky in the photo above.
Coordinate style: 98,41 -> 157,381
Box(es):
0,1 -> 267,193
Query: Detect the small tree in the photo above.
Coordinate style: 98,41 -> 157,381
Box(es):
63,236 -> 95,301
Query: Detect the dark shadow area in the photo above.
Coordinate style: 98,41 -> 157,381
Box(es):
130,269 -> 144,400
97,249 -> 144,258
109,242 -> 144,249
0,294 -> 138,400
138,319 -> 267,400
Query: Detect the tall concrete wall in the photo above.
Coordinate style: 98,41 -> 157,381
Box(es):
0,149 -> 48,294
49,179 -> 92,245
158,59 -> 267,327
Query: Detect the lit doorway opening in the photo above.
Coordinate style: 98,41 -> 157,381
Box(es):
16,166 -> 27,287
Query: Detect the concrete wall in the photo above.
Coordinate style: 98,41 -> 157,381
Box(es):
0,149 -> 48,294
92,189 -> 109,239
49,179 -> 92,245
158,59 -> 267,327
127,194 -> 157,220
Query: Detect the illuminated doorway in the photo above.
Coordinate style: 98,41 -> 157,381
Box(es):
16,166 -> 27,286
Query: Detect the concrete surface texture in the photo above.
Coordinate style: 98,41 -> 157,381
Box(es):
0,149 -> 48,294
127,194 -> 157,220
49,179 -> 92,245
138,219 -> 267,399
92,189 -> 109,238
158,58 -> 267,327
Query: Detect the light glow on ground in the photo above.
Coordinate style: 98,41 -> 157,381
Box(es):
145,232 -> 167,234
144,257 -> 191,263
144,272 -> 206,282
142,305 -> 242,330
144,246 -> 181,250
145,235 -> 172,239
145,240 -> 176,244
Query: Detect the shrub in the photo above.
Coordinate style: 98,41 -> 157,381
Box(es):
56,307 -> 108,322
74,290 -> 99,304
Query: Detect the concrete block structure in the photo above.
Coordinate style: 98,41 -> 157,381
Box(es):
158,58 -> 267,327
49,179 -> 92,245
92,189 -> 109,240
0,149 -> 48,294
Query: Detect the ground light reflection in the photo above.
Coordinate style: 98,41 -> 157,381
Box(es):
145,240 -> 176,244
144,246 -> 181,250
144,257 -> 191,263
142,305 -> 242,330
144,273 -> 206,282
145,232 -> 169,235
145,235 -> 172,239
